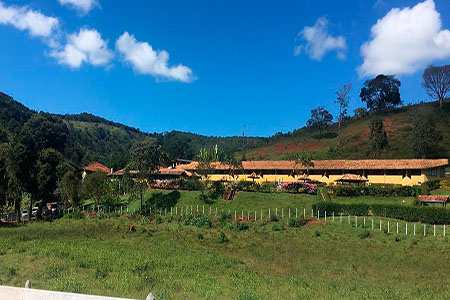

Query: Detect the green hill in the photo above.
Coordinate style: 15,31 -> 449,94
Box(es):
1,91 -> 449,168
0,92 -> 267,168
242,99 -> 450,160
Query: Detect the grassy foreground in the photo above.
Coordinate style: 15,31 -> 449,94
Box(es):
1,211 -> 450,300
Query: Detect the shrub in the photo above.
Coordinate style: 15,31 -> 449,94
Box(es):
281,182 -> 317,195
272,223 -> 284,231
197,233 -> 204,240
65,210 -> 85,220
314,230 -> 321,237
217,231 -> 228,243
288,218 -> 306,228
237,181 -> 260,192
234,222 -> 250,231
440,179 -> 450,191
358,230 -> 370,240
183,214 -> 211,228
328,184 -> 417,197
260,182 -> 276,193
270,214 -> 279,222
173,178 -> 204,191
312,202 -> 450,225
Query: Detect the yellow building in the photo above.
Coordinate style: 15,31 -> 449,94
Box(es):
175,159 -> 449,186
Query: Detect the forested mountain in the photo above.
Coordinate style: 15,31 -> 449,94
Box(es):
0,92 -> 268,169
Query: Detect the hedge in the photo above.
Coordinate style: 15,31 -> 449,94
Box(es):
312,202 -> 450,225
328,185 -> 418,197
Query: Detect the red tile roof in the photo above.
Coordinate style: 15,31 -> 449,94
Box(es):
176,159 -> 449,171
83,162 -> 111,173
417,195 -> 449,202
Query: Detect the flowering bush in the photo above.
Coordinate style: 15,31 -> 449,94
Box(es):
281,182 -> 317,195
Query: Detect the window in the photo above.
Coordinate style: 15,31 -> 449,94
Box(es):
426,168 -> 438,177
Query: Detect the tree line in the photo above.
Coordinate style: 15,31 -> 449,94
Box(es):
305,65 -> 450,158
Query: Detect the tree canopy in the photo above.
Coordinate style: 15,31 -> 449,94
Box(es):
306,107 -> 333,139
422,64 -> 450,109
360,75 -> 401,111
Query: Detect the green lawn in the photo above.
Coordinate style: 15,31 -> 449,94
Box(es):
1,214 -> 449,300
124,190 -> 320,216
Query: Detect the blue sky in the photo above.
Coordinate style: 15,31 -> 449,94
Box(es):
1,0 -> 450,136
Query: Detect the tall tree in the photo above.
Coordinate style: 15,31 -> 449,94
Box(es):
36,148 -> 65,210
126,139 -> 167,211
368,117 -> 388,158
0,143 -> 22,220
219,151 -> 242,183
410,107 -> 443,158
60,170 -> 81,208
335,83 -> 352,134
422,65 -> 450,109
360,75 -> 401,111
306,107 -> 333,139
81,171 -> 109,211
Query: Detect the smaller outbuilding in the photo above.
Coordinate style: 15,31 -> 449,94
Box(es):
417,195 -> 449,207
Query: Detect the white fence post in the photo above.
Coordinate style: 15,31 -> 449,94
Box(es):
397,222 -> 399,234
406,223 -> 408,235
414,223 -> 416,236
355,216 -> 357,227
387,221 -> 390,233
371,218 -> 374,230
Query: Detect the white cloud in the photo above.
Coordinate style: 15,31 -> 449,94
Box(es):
50,28 -> 113,68
294,17 -> 347,61
58,0 -> 99,15
0,1 -> 59,38
115,32 -> 194,83
358,0 -> 450,77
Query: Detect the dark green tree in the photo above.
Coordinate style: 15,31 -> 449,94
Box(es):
360,75 -> 401,111
126,139 -> 167,211
163,135 -> 194,160
306,106 -> 333,139
60,170 -> 81,208
81,171 -> 109,211
0,143 -> 22,219
36,148 -> 65,210
410,108 -> 443,158
368,117 -> 388,158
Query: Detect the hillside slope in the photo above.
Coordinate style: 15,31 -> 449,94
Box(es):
243,100 -> 450,160
0,92 -> 267,168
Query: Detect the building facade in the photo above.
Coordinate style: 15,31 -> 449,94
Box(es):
175,159 -> 449,186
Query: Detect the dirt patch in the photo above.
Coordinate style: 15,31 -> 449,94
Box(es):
304,218 -> 329,227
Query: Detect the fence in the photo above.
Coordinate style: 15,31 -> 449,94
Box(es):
67,205 -> 448,238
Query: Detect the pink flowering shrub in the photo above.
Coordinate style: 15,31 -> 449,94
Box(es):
281,182 -> 317,195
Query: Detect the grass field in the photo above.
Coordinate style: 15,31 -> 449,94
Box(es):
2,191 -> 450,299
1,215 -> 450,300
